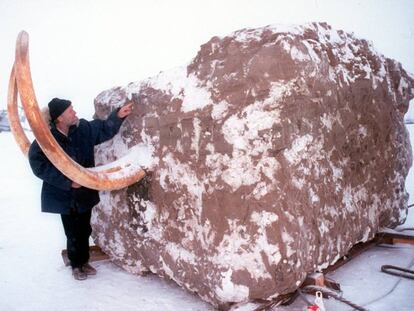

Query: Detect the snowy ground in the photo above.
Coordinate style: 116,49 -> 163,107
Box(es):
0,125 -> 413,311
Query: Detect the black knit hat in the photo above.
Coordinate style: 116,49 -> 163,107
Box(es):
48,98 -> 71,122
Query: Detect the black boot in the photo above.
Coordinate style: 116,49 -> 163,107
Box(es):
82,263 -> 97,276
72,267 -> 87,280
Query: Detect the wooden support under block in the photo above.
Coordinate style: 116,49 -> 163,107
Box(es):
375,230 -> 414,245
302,272 -> 341,291
300,273 -> 341,299
61,245 -> 109,266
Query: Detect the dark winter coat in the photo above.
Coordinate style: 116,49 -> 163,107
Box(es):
28,110 -> 124,215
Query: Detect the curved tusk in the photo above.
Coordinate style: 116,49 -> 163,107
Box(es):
13,30 -> 146,191
7,65 -> 31,156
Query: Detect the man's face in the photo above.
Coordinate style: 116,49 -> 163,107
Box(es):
57,105 -> 78,126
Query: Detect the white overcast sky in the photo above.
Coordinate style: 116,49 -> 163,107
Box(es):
1,0 -> 413,118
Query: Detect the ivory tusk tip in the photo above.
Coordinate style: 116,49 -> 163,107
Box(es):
16,31 -> 29,54
18,30 -> 29,37
17,31 -> 29,42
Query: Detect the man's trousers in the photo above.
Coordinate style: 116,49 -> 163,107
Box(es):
61,209 -> 92,268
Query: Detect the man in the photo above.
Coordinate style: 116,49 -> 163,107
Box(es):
28,97 -> 132,280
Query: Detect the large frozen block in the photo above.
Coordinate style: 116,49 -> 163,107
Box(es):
91,22 -> 414,309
